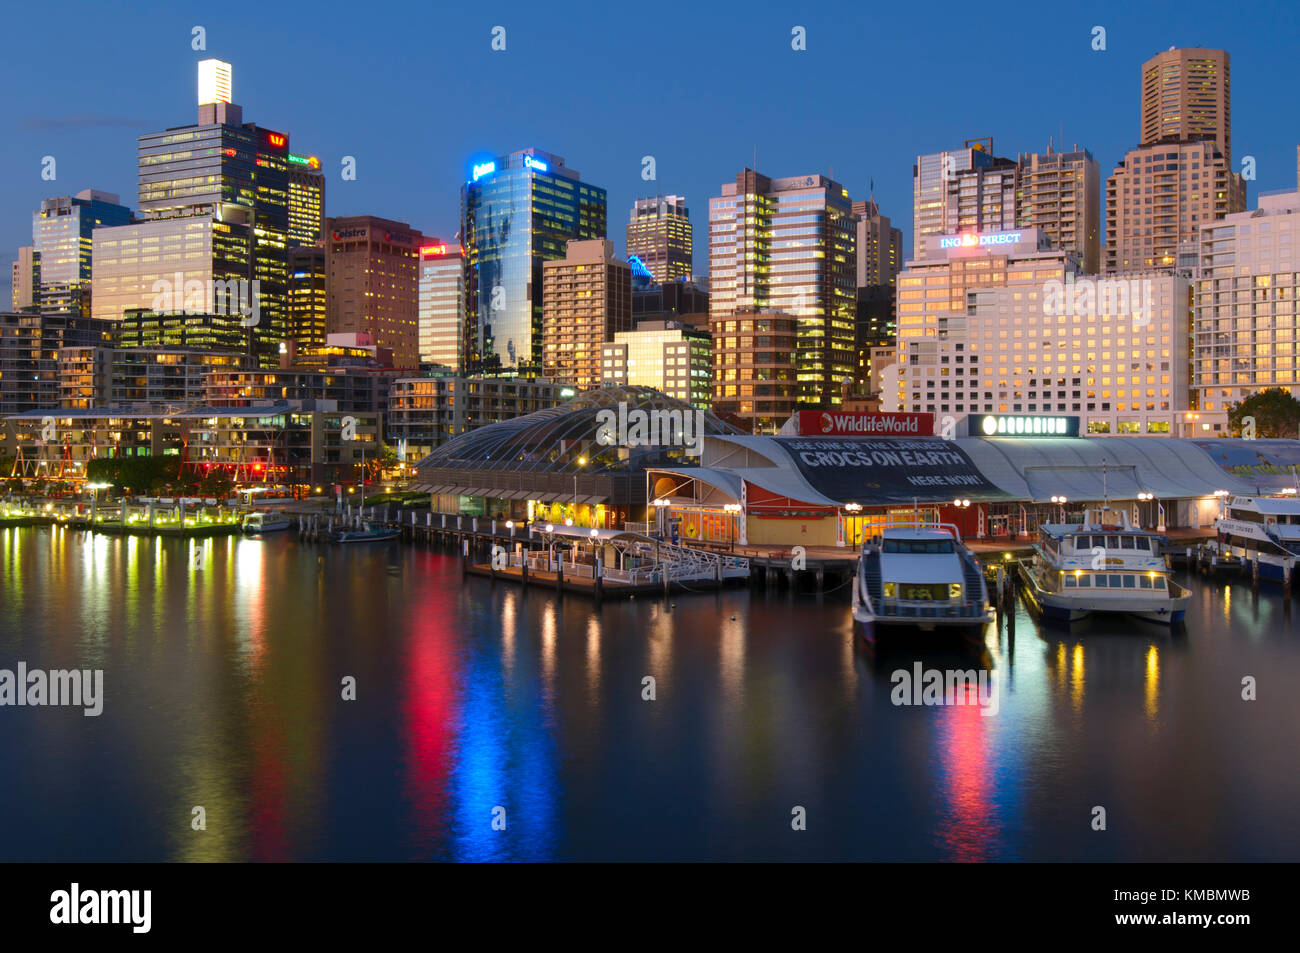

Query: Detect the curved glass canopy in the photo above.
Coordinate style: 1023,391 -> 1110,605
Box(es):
416,385 -> 744,474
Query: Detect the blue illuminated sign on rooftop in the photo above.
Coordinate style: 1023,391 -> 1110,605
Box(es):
472,161 -> 497,181
523,155 -> 549,173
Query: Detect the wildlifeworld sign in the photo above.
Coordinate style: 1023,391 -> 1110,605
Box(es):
795,411 -> 933,436
776,436 -> 1009,505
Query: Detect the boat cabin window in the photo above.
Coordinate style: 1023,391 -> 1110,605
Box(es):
1139,575 -> 1152,588
1063,575 -> 1077,588
882,538 -> 955,554
1153,576 -> 1166,589
1227,508 -> 1263,523
1106,535 -> 1121,549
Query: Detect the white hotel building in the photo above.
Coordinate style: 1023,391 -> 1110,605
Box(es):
1195,190 -> 1300,413
891,228 -> 1213,436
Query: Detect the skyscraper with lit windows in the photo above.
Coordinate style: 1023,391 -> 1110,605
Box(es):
626,196 -> 692,283
460,148 -> 607,377
708,169 -> 856,409
418,241 -> 466,371
287,154 -> 325,246
31,190 -> 132,316
92,60 -> 290,365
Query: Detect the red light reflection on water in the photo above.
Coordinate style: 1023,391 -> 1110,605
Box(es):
934,685 -> 999,861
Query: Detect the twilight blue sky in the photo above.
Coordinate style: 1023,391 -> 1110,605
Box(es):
2,0 -> 1297,300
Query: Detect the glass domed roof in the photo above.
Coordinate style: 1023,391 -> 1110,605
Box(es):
416,385 -> 744,474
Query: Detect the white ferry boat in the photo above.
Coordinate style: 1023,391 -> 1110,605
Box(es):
241,511 -> 292,534
852,523 -> 993,639
1018,507 -> 1190,624
1208,495 -> 1300,583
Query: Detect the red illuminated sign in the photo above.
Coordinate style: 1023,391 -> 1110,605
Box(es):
796,411 -> 935,437
265,131 -> 286,148
420,244 -> 462,258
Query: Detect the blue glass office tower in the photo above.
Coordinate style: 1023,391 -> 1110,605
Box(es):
461,149 -> 606,376
32,190 -> 132,315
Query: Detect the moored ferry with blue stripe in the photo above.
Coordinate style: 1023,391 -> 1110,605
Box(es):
1208,495 -> 1300,582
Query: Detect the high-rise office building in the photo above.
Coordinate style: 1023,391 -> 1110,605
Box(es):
1106,48 -> 1244,274
92,60 -> 290,364
461,148 -> 607,376
541,239 -> 632,390
31,190 -> 132,316
287,154 -> 325,246
852,198 -> 902,288
601,319 -> 713,408
1195,190 -> 1300,413
1141,48 -> 1231,159
418,241 -> 466,371
10,248 -> 39,310
1016,146 -> 1101,273
626,196 -> 692,283
913,139 -> 1018,261
709,308 -> 799,432
708,169 -> 856,408
853,284 -> 895,396
287,245 -> 327,348
324,215 -> 424,369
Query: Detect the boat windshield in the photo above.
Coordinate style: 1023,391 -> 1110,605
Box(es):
882,538 -> 955,554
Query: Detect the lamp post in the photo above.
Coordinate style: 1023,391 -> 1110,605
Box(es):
652,497 -> 669,539
1137,491 -> 1154,529
952,497 -> 971,537
1050,495 -> 1068,523
86,481 -> 112,525
844,501 -> 862,548
723,502 -> 742,551
573,455 -> 586,527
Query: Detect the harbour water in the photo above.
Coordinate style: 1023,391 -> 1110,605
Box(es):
1,524 -> 1298,861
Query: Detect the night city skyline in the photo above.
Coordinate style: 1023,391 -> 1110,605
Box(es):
3,0 -> 1298,928
4,0 -> 1300,304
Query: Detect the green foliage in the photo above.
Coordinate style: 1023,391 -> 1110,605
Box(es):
85,456 -> 182,494
1226,389 -> 1300,438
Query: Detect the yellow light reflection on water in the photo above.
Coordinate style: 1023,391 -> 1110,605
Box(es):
719,612 -> 746,703
1055,641 -> 1067,694
1070,643 -> 1085,712
585,615 -> 602,703
500,591 -> 516,677
1144,644 -> 1160,722
540,601 -> 557,691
